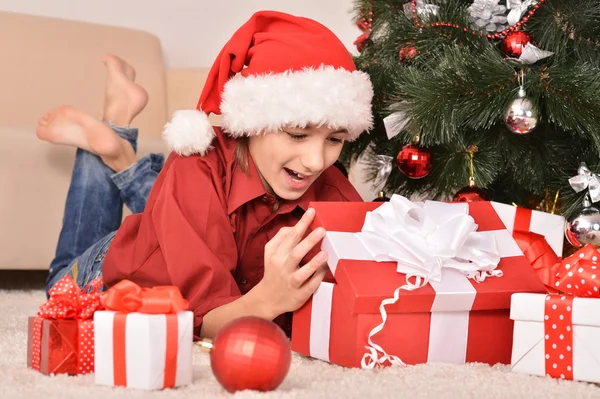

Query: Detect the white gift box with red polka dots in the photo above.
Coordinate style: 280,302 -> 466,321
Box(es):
510,293 -> 600,383
94,310 -> 194,390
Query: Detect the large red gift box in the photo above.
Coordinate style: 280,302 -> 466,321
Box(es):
292,200 -> 548,368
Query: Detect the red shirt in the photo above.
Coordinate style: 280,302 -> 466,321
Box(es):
102,127 -> 362,334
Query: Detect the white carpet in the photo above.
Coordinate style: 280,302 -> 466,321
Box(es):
2,290 -> 600,399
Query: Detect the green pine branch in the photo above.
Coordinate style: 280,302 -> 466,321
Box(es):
526,0 -> 600,65
346,0 -> 600,219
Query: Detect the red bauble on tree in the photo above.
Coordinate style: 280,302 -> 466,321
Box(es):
501,31 -> 531,58
452,185 -> 489,202
397,144 -> 432,179
399,42 -> 417,62
199,317 -> 292,393
453,176 -> 489,202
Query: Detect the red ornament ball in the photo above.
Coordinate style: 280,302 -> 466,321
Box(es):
399,43 -> 417,62
501,31 -> 531,58
452,186 -> 489,202
210,317 -> 291,393
397,144 -> 432,179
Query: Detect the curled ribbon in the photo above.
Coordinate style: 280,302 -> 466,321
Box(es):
101,279 -> 189,314
39,275 -> 104,320
357,195 -> 503,368
568,162 -> 600,204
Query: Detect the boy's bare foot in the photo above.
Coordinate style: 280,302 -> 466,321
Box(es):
102,54 -> 148,126
36,105 -> 136,172
102,54 -> 136,81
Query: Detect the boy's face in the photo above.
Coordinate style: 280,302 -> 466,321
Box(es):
248,125 -> 348,200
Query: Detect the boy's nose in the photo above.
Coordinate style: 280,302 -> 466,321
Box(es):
300,147 -> 326,174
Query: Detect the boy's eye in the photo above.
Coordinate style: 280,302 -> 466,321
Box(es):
285,132 -> 307,141
328,137 -> 344,144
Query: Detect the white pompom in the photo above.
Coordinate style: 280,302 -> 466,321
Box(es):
162,110 -> 215,156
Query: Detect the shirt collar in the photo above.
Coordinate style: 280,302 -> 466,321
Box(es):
227,152 -> 267,215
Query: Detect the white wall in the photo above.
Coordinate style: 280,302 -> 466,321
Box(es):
0,0 -> 361,68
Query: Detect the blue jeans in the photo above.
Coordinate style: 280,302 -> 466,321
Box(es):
45,124 -> 164,295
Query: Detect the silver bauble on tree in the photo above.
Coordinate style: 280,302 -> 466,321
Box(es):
565,205 -> 600,247
504,87 -> 539,134
565,163 -> 600,247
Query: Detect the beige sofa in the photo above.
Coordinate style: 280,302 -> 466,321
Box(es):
0,12 -> 210,270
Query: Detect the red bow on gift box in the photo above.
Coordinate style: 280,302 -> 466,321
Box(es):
515,225 -> 600,298
101,279 -> 189,314
547,244 -> 600,298
39,274 -> 105,319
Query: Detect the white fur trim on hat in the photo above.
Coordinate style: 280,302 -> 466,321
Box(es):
162,110 -> 215,156
221,66 -> 373,139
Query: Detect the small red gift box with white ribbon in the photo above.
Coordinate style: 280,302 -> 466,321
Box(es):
292,195 -> 548,368
511,244 -> 600,383
94,280 -> 194,390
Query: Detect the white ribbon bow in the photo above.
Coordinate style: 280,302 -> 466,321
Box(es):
569,162 -> 600,204
506,0 -> 536,26
514,43 -> 554,65
358,195 -> 503,368
356,195 -> 501,284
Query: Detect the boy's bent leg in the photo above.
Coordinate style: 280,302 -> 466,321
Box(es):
47,150 -> 124,286
111,153 -> 164,214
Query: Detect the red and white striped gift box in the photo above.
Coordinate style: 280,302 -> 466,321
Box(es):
292,201 -> 547,368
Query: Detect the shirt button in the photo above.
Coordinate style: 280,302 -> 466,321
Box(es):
262,195 -> 277,206
239,277 -> 248,285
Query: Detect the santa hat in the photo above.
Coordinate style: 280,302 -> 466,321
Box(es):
163,10 -> 374,156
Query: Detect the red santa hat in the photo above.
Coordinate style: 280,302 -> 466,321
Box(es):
163,10 -> 374,156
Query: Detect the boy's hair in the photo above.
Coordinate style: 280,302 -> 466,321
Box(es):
234,137 -> 250,173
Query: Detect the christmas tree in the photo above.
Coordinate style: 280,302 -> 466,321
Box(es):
344,0 -> 600,245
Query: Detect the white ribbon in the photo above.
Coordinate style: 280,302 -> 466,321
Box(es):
383,108 -> 410,140
506,0 -> 536,26
372,154 -> 394,187
356,195 -> 503,368
569,162 -> 600,204
514,43 -> 554,65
